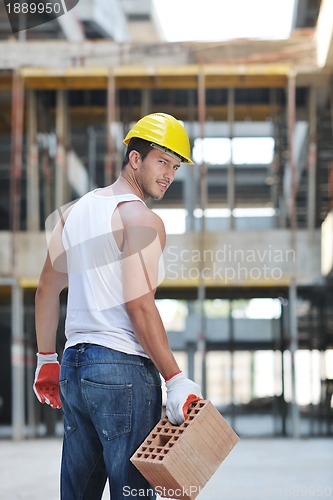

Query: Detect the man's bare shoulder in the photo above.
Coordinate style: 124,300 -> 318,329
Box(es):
118,201 -> 164,230
118,200 -> 166,249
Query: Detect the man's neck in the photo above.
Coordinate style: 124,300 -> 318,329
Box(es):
111,172 -> 145,200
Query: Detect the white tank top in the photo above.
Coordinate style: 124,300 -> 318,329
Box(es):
62,190 -> 149,357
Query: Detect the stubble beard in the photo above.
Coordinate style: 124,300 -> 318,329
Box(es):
141,178 -> 166,201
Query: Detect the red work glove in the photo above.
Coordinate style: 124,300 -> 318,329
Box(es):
165,371 -> 202,425
33,353 -> 62,409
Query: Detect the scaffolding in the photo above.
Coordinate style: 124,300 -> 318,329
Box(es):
1,27 -> 333,439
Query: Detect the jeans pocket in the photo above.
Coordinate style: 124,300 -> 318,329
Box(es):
81,380 -> 132,441
59,379 -> 77,439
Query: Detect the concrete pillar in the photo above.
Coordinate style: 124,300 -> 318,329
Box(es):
11,282 -> 25,440
26,90 -> 40,231
55,90 -> 69,208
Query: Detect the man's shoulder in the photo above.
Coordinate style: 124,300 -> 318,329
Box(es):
118,201 -> 166,247
119,200 -> 164,228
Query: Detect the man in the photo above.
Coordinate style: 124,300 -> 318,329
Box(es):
33,113 -> 202,499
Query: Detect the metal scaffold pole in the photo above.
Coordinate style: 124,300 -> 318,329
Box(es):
184,90 -> 196,233
10,69 -> 24,272
197,68 -> 207,395
27,89 -> 40,231
11,281 -> 25,440
105,71 -> 116,186
227,87 -> 235,230
307,86 -> 317,230
9,70 -> 26,440
287,70 -> 300,438
55,90 -> 69,209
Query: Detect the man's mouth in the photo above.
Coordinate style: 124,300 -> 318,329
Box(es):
157,181 -> 168,191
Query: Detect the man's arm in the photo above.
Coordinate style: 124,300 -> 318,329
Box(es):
35,213 -> 69,352
33,216 -> 68,409
120,204 -> 179,380
35,253 -> 68,352
120,202 -> 202,424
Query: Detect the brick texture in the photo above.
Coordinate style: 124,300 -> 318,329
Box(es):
130,400 -> 239,500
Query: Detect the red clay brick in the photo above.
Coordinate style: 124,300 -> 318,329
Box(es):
130,400 -> 239,500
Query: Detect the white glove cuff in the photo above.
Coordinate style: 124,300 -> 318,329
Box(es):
36,352 -> 58,366
165,371 -> 186,389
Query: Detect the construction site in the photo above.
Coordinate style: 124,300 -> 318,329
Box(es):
0,1 -> 333,493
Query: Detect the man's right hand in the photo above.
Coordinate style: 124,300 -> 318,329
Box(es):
33,353 -> 62,409
165,372 -> 202,425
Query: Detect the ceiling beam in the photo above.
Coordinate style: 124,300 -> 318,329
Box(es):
67,104 -> 282,122
17,64 -> 290,90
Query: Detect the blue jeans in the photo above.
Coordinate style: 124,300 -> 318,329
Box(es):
60,343 -> 162,500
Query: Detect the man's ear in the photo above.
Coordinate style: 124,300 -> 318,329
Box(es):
128,150 -> 141,170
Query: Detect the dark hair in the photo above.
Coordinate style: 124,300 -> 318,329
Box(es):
122,138 -> 154,169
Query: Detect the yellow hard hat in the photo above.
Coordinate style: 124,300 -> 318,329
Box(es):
123,112 -> 193,164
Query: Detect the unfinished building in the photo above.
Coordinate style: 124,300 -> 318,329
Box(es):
0,0 -> 332,439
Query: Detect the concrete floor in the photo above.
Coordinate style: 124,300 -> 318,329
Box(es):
0,438 -> 332,499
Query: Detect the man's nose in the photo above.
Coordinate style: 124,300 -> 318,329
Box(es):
164,167 -> 174,183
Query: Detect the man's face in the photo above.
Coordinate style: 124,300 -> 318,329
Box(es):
137,148 -> 181,200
